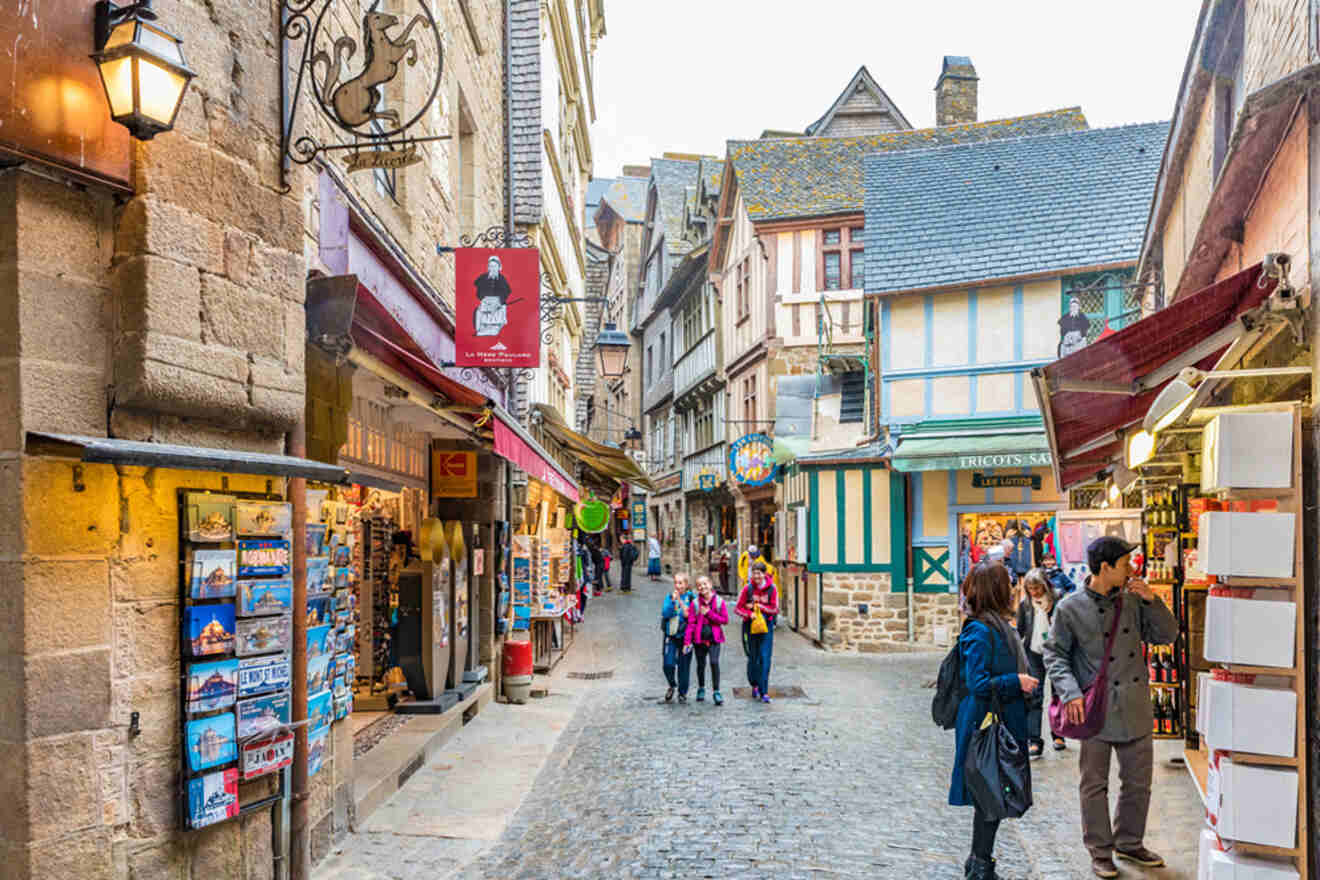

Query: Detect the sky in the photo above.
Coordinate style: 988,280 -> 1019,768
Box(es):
589,0 -> 1204,178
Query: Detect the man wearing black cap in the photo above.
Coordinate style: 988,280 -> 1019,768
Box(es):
1043,535 -> 1179,878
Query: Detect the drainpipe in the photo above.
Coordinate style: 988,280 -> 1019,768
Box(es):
289,418 -> 310,880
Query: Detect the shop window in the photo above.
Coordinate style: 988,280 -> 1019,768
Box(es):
823,252 -> 841,290
1059,269 -> 1139,357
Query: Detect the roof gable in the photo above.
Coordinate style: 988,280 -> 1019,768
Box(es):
806,65 -> 913,136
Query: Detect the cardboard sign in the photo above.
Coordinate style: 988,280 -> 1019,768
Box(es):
241,731 -> 294,781
454,247 -> 540,367
432,450 -> 478,498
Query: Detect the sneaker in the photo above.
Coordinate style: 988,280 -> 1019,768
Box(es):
1053,736 -> 1067,751
1115,847 -> 1164,867
1091,856 -> 1119,878
696,687 -> 705,702
752,687 -> 761,700
1029,741 -> 1044,760
664,686 -> 674,703
677,693 -> 687,704
760,694 -> 771,704
713,691 -> 723,706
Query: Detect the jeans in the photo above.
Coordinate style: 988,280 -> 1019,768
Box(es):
662,637 -> 691,694
744,623 -> 773,693
1025,649 -> 1047,745
694,642 -> 721,691
620,562 -> 632,591
972,807 -> 1000,860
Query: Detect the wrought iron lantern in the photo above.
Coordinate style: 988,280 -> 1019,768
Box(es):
92,1 -> 195,140
594,322 -> 630,379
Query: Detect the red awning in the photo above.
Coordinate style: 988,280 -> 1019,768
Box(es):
493,414 -> 580,502
1034,263 -> 1277,490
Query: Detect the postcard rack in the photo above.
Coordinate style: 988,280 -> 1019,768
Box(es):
177,488 -> 292,831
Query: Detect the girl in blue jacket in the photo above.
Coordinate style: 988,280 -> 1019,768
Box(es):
950,562 -> 1038,880
660,573 -> 694,703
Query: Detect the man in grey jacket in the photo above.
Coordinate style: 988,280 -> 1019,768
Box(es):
1043,536 -> 1179,879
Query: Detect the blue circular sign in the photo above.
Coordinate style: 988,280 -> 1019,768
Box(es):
728,434 -> 777,487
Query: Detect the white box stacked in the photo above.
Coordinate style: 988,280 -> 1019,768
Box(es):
1201,412 -> 1293,492
1202,678 -> 1296,757
1199,829 -> 1300,879
1204,593 -> 1296,668
1206,757 -> 1298,849
1197,512 -> 1295,579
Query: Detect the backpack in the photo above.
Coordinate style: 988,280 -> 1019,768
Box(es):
931,634 -> 968,730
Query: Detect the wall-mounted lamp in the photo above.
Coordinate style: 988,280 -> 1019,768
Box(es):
1142,367 -> 1201,433
1125,429 -> 1156,469
92,1 -> 195,141
594,322 -> 631,379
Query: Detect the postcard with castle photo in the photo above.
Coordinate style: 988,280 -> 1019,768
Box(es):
186,657 -> 239,713
307,653 -> 332,694
237,539 -> 291,577
187,768 -> 238,829
186,493 -> 236,543
235,615 -> 291,656
307,689 -> 333,738
189,549 -> 237,600
307,725 -> 328,777
236,692 -> 290,740
186,712 -> 237,772
306,557 -> 330,595
307,624 -> 334,659
305,523 -> 328,558
185,604 -> 236,657
235,501 -> 292,537
306,595 -> 333,627
238,579 -> 293,617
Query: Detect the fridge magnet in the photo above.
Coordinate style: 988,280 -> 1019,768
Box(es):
241,729 -> 294,781
186,658 -> 239,713
306,557 -> 330,594
306,595 -> 333,627
235,501 -> 292,537
307,689 -> 333,737
235,615 -> 291,656
186,605 -> 236,657
236,692 -> 290,740
238,579 -> 293,617
237,539 -> 290,577
187,768 -> 239,829
305,523 -> 328,557
307,653 -> 331,693
189,549 -> 237,599
186,493 -> 236,543
307,624 -> 334,658
307,726 -> 328,777
185,712 -> 237,772
238,653 -> 291,697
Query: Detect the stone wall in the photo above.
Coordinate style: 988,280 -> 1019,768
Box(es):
818,572 -> 960,652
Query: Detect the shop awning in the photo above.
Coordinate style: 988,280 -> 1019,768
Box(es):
891,433 -> 1052,472
1033,262 -> 1278,490
531,404 -> 655,492
492,408 -> 580,502
25,432 -> 356,483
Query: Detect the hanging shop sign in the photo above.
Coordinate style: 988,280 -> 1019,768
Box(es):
729,434 -> 778,487
575,498 -> 611,534
655,471 -> 682,493
432,450 -> 478,498
278,0 -> 447,190
453,248 -> 541,367
699,473 -> 717,492
971,472 -> 1043,490
631,501 -> 647,529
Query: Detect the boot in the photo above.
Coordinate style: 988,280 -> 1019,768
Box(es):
967,855 -> 998,880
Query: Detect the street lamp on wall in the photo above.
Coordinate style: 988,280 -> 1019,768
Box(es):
92,0 -> 195,140
594,322 -> 630,379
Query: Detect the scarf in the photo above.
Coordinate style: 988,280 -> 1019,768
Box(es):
977,612 -> 1029,675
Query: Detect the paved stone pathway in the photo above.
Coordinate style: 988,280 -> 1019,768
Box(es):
318,576 -> 1205,880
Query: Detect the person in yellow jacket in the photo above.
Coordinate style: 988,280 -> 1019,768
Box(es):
737,545 -> 775,585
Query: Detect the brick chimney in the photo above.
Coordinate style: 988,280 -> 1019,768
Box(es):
935,56 -> 978,126
622,164 -> 651,178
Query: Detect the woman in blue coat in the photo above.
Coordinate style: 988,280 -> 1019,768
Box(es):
950,562 -> 1038,880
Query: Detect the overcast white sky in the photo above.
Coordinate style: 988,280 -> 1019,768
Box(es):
589,0 -> 1204,178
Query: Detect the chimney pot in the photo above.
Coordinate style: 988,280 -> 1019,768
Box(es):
935,55 -> 978,126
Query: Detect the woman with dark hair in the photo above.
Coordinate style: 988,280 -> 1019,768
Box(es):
950,562 -> 1038,880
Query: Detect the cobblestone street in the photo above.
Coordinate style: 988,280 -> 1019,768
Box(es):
319,576 -> 1204,880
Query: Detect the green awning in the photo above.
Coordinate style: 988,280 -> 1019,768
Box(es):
891,433 -> 1053,472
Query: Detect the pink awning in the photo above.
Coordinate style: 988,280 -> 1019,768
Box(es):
493,413 -> 580,502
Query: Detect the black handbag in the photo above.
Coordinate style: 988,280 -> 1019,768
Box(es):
962,639 -> 1032,820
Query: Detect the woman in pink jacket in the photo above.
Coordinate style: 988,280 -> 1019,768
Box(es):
735,562 -> 779,703
684,575 -> 729,706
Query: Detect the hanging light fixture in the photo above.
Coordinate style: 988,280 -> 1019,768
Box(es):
593,322 -> 631,379
92,1 -> 196,141
1125,428 -> 1157,469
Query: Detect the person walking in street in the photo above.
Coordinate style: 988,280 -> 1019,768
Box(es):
735,562 -> 778,703
949,561 -> 1038,880
737,543 -> 776,586
647,534 -> 662,582
1017,568 -> 1063,755
601,546 -> 613,592
618,538 -> 638,592
1044,536 -> 1179,878
661,573 -> 695,703
684,575 -> 728,706
587,536 -> 605,597
718,547 -> 731,595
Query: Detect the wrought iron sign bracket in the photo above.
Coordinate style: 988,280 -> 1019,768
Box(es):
279,0 -> 448,193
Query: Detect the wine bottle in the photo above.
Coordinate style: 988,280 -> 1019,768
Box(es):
1170,691 -> 1181,736
1151,693 -> 1161,735
1166,648 -> 1178,684
1147,645 -> 1158,682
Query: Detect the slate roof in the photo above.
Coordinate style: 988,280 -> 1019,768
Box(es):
727,107 -> 1088,222
698,158 -> 722,202
585,176 -> 648,227
650,157 -> 704,256
863,121 -> 1169,295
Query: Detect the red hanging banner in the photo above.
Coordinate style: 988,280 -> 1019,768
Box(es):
454,247 -> 540,367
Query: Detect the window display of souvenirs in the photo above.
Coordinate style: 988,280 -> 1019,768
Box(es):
187,658 -> 238,713
235,501 -> 292,537
186,493 -> 236,543
236,692 -> 290,740
238,539 -> 291,577
186,713 -> 237,772
186,605 -> 235,657
239,579 -> 292,617
189,549 -> 236,599
235,615 -> 291,656
187,768 -> 239,829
